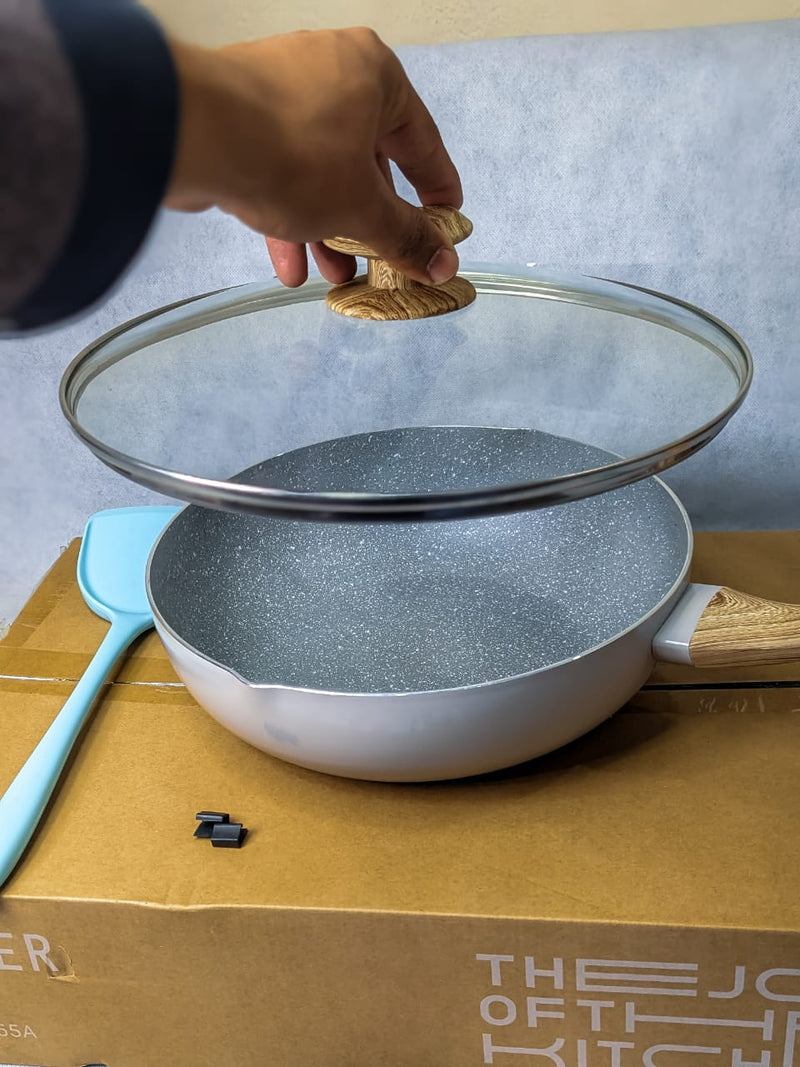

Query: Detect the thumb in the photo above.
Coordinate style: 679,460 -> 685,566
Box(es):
363,189 -> 460,287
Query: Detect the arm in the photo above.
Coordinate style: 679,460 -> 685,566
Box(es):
166,29 -> 464,289
1,0 -> 177,331
2,5 -> 462,332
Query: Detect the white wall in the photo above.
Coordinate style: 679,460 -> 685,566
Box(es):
144,0 -> 799,45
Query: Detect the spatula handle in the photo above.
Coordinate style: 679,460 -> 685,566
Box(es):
0,614 -> 149,889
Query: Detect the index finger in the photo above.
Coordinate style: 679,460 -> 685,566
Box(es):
379,69 -> 463,209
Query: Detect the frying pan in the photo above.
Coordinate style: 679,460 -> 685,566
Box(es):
147,427 -> 800,781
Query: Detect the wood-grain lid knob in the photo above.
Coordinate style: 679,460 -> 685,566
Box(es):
322,206 -> 476,321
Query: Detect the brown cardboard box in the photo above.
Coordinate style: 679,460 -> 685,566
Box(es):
0,533 -> 798,1067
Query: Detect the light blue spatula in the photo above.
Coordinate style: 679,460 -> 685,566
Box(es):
0,506 -> 179,889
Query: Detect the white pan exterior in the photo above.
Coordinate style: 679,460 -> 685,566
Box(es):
147,428 -> 696,782
154,580 -> 687,782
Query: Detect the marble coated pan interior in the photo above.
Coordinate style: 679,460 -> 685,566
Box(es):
148,427 -> 691,694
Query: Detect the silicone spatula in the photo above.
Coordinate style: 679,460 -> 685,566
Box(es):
0,506 -> 179,889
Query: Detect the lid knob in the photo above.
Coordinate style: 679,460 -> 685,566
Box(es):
322,206 -> 476,321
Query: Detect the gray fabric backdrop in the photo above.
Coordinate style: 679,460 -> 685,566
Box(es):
2,19 -> 799,626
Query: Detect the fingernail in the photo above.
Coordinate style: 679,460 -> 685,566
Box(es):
427,246 -> 459,285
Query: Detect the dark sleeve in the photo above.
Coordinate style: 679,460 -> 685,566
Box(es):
0,0 -> 179,332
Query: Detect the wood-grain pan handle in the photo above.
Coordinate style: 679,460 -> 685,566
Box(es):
653,583 -> 800,668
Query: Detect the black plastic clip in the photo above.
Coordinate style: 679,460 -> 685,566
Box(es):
194,811 -> 248,848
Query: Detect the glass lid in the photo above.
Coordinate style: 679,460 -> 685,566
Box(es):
60,267 -> 751,521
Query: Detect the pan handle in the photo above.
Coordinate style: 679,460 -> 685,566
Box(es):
653,583 -> 800,667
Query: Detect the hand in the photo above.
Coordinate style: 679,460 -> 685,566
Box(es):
165,28 -> 463,288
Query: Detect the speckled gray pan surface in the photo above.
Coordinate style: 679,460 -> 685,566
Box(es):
148,427 -> 689,693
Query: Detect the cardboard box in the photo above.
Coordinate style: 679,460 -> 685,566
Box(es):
1,533 -> 799,1067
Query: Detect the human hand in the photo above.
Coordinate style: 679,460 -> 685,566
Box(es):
165,28 -> 463,288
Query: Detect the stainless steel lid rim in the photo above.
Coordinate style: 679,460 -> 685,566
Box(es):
72,411 -> 733,521
61,270 -> 750,401
61,267 -> 752,521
